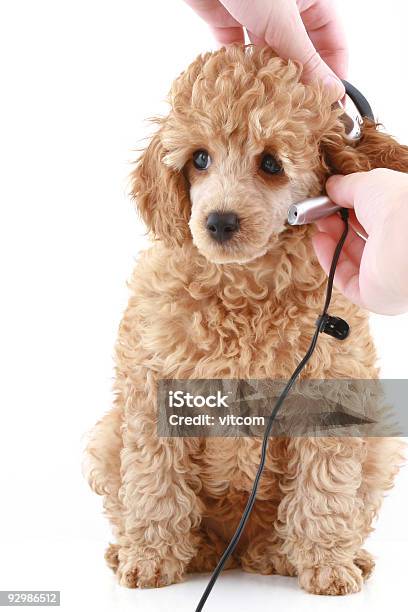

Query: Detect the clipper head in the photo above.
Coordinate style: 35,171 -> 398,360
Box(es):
287,196 -> 341,226
337,101 -> 362,141
338,79 -> 375,141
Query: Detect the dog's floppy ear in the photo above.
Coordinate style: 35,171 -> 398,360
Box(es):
321,120 -> 408,175
130,127 -> 191,248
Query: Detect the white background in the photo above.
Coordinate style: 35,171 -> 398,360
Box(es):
0,1 -> 407,611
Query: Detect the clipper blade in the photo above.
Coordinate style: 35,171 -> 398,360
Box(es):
287,196 -> 341,225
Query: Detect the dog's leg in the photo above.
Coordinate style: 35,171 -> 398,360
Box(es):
116,383 -> 203,589
84,405 -> 125,571
105,543 -> 120,572
239,494 -> 296,577
276,437 -> 367,595
241,531 -> 296,576
351,437 -> 405,581
187,527 -> 240,573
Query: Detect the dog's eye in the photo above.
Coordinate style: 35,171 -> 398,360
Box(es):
193,150 -> 211,170
260,153 -> 282,175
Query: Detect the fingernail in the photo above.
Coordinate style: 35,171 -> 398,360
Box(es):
323,74 -> 345,103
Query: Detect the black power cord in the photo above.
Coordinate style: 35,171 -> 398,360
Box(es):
342,80 -> 374,121
195,208 -> 350,611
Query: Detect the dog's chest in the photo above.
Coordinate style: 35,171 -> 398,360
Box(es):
125,245 -> 375,381
141,283 -> 307,379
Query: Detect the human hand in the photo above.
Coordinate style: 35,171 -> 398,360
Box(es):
183,0 -> 347,101
313,169 -> 408,315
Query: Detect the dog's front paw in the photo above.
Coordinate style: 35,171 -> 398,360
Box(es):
298,562 -> 363,595
104,543 -> 120,572
354,548 -> 375,580
117,553 -> 185,589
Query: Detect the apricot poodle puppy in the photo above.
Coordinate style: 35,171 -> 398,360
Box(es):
85,46 -> 405,595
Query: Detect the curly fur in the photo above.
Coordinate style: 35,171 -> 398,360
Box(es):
84,46 -> 406,595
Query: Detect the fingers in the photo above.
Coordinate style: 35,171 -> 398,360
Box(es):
210,25 -> 245,45
246,30 -> 265,47
183,0 -> 244,44
312,231 -> 362,307
312,209 -> 365,308
318,208 -> 367,241
262,1 -> 344,100
326,172 -> 387,234
315,214 -> 365,266
300,0 -> 348,79
185,0 -> 346,101
221,0 -> 344,100
326,173 -> 366,208
324,171 -> 408,314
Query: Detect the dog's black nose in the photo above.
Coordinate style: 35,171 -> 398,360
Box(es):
206,212 -> 239,243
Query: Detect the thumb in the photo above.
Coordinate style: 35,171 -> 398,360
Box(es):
263,4 -> 345,101
301,53 -> 345,101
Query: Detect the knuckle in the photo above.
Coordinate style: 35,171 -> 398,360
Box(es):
302,50 -> 323,74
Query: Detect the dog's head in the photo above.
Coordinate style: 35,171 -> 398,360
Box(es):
131,45 -> 408,264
